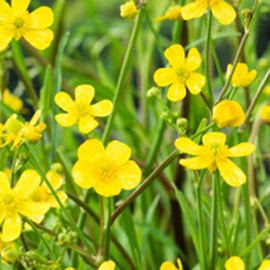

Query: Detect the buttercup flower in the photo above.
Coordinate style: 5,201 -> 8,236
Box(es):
175,132 -> 255,187
0,0 -> 54,51
30,169 -> 67,208
181,0 -> 236,25
213,100 -> 245,128
72,139 -> 141,197
154,44 -> 205,102
98,260 -> 115,270
2,89 -> 23,112
260,105 -> 270,123
154,5 -> 182,22
0,169 -> 50,242
258,260 -> 270,270
0,110 -> 46,149
160,258 -> 183,270
225,256 -> 245,270
55,84 -> 113,134
120,1 -> 138,19
226,63 -> 257,87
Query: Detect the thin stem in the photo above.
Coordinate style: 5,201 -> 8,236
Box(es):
216,30 -> 250,103
209,172 -> 218,270
102,9 -> 144,145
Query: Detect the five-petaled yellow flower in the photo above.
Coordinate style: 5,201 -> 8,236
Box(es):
0,0 -> 54,51
72,139 -> 141,197
181,0 -> 236,25
0,169 -> 50,242
154,5 -> 182,22
213,100 -> 245,128
226,63 -> 257,88
260,104 -> 270,123
55,84 -> 113,134
98,260 -> 115,270
160,258 -> 183,270
120,1 -> 138,19
154,44 -> 205,102
175,132 -> 255,187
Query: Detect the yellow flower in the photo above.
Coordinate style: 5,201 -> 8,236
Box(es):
260,105 -> 270,123
0,110 -> 46,149
160,258 -> 183,270
30,169 -> 67,208
72,139 -> 141,197
258,260 -> 270,270
55,84 -> 113,134
120,1 -> 138,19
153,44 -> 205,102
226,63 -> 257,87
181,0 -> 236,25
213,100 -> 245,128
225,256 -> 245,270
98,260 -> 115,270
2,89 -> 23,112
154,5 -> 182,22
0,233 -> 17,264
0,0 -> 54,51
0,169 -> 50,242
175,132 -> 255,187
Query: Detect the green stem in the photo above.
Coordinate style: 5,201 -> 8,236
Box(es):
209,172 -> 218,269
102,9 -> 144,145
205,12 -> 213,105
216,30 -> 249,102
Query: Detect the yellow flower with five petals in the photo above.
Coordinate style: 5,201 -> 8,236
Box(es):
55,84 -> 113,134
0,0 -> 54,51
175,132 -> 255,187
226,63 -> 257,87
72,139 -> 141,197
0,169 -> 50,242
181,0 -> 236,25
154,44 -> 205,102
98,260 -> 115,270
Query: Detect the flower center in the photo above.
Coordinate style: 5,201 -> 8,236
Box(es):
76,103 -> 89,116
99,162 -> 115,182
13,17 -> 24,29
4,194 -> 14,205
176,68 -> 188,82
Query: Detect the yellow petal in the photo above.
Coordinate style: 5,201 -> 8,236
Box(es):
174,137 -> 201,155
227,143 -> 255,157
260,105 -> 270,123
2,213 -> 22,242
154,68 -> 177,87
48,191 -> 67,207
181,1 -> 208,20
18,201 -> 50,219
186,72 -> 205,94
164,44 -> 185,68
90,100 -> 113,117
54,92 -> 74,112
77,139 -> 105,161
185,48 -> 202,71
0,0 -> 12,19
98,260 -> 116,270
258,260 -> 270,270
177,258 -> 183,270
22,28 -> 54,50
106,140 -> 132,167
28,7 -> 54,28
167,81 -> 186,101
202,132 -> 226,147
160,261 -> 178,270
78,115 -> 99,133
75,84 -> 95,105
46,170 -> 63,190
94,174 -> 122,197
245,69 -> 257,86
217,158 -> 246,187
0,26 -> 13,51
210,0 -> 236,25
72,160 -> 95,189
179,156 -> 212,170
55,113 -> 77,127
0,171 -> 11,197
225,256 -> 245,270
14,170 -> 41,198
117,160 -> 141,190
12,0 -> 30,11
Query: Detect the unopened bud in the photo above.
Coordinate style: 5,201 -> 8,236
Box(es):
146,87 -> 160,98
